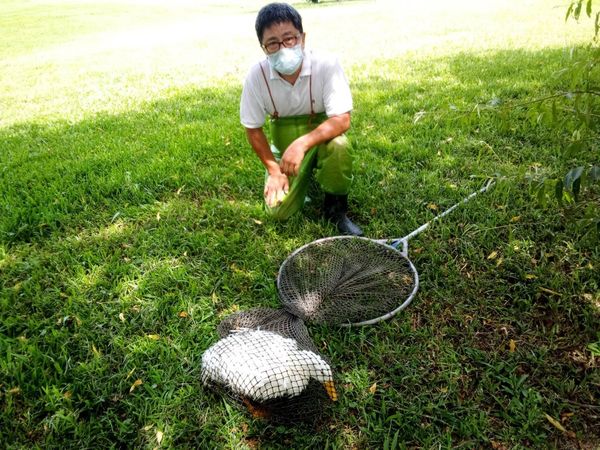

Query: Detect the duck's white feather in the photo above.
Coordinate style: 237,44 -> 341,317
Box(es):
201,329 -> 332,401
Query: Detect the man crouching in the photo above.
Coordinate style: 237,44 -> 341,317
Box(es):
240,2 -> 362,235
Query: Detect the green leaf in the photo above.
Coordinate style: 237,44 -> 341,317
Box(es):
566,2 -> 575,21
391,430 -> 399,449
586,0 -> 592,17
536,182 -> 547,206
575,1 -> 583,20
588,342 -> 600,356
589,165 -> 600,182
564,140 -> 584,158
573,176 -> 581,201
564,166 -> 585,190
555,179 -> 564,205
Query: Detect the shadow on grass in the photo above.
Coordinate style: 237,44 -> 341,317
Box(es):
1,47 -> 598,448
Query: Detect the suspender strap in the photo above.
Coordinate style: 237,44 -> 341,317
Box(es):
259,62 -> 279,119
259,60 -> 315,121
307,70 -> 316,127
309,72 -> 315,116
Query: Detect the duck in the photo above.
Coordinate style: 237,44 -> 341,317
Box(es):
201,329 -> 337,411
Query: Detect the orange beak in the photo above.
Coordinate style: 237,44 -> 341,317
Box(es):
323,380 -> 338,402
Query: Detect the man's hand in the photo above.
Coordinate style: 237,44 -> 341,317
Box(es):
280,137 -> 309,177
264,172 -> 289,207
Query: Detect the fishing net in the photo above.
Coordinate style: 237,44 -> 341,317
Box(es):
277,237 -> 417,326
276,181 -> 495,327
202,308 -> 336,423
202,181 -> 494,422
217,307 -> 321,355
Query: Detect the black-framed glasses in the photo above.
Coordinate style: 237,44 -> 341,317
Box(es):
262,34 -> 302,54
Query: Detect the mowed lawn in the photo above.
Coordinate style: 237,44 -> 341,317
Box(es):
1,0 -> 598,448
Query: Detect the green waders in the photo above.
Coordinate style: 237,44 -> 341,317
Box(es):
266,113 -> 354,220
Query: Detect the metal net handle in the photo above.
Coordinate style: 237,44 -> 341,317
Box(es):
377,179 -> 495,256
343,180 -> 494,327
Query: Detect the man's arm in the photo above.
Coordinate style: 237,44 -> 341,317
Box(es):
245,127 -> 289,207
279,112 -> 351,177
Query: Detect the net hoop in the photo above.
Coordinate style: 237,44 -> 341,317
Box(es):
276,236 -> 420,327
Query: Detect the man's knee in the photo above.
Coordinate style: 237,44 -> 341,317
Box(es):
325,135 -> 349,154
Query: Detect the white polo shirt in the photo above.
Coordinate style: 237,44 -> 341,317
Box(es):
240,49 -> 353,129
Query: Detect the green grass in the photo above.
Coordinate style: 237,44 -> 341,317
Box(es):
1,0 -> 599,448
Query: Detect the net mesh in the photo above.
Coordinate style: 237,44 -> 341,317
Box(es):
277,237 -> 416,325
217,307 -> 320,355
202,308 -> 336,423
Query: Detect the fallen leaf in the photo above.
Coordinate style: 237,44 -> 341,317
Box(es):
509,339 -> 516,353
252,219 -> 263,225
544,413 -> 576,438
544,413 -> 567,433
156,212 -> 161,222
178,311 -> 189,318
142,424 -> 153,432
525,274 -> 537,280
130,379 -> 143,393
91,344 -> 101,357
490,441 -> 507,450
539,287 -> 561,296
427,203 -> 438,211
8,387 -> 21,395
561,412 -> 574,421
156,430 -> 164,445
369,383 -> 377,394
510,216 -> 521,223
496,257 -> 504,267
147,334 -> 160,340
487,251 -> 498,260
119,313 -> 125,322
126,367 -> 136,380
176,185 -> 185,196
64,391 -> 72,399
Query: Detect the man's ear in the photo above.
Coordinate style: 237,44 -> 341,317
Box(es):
301,32 -> 307,49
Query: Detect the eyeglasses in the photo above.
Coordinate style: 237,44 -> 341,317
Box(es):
262,34 -> 302,54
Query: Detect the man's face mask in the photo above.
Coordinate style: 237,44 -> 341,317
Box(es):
267,44 -> 303,76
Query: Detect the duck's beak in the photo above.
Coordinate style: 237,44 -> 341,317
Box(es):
323,380 -> 338,401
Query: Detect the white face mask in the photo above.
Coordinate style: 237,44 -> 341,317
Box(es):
267,44 -> 303,75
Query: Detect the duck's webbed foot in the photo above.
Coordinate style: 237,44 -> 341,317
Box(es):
242,397 -> 270,419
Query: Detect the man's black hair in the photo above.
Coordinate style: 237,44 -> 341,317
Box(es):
255,3 -> 303,43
